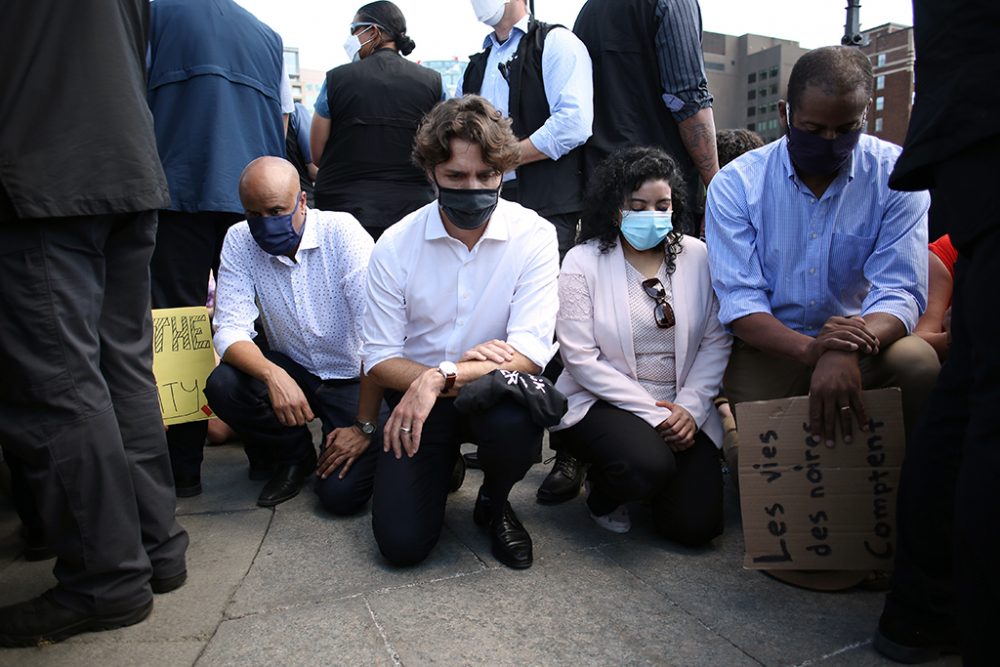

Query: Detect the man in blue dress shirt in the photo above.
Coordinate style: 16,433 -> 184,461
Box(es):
706,47 -> 939,589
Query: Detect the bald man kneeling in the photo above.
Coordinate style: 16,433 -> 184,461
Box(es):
203,157 -> 385,509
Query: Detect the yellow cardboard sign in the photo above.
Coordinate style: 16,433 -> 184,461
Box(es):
151,306 -> 216,426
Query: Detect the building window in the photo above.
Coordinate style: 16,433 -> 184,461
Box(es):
756,121 -> 767,132
759,70 -> 768,80
705,61 -> 725,71
768,118 -> 778,130
748,72 -> 757,83
758,105 -> 767,115
874,117 -> 884,132
876,75 -> 886,90
769,83 -> 778,95
876,96 -> 885,111
758,87 -> 767,99
747,123 -> 756,131
769,66 -> 779,78
877,53 -> 886,67
748,89 -> 756,100
769,102 -> 778,112
747,106 -> 756,117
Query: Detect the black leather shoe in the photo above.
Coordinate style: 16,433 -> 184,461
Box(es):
473,490 -> 532,569
462,451 -> 481,470
257,456 -> 315,507
0,590 -> 152,647
449,454 -> 466,493
173,474 -> 202,498
873,607 -> 959,663
150,570 -> 187,595
536,450 -> 585,505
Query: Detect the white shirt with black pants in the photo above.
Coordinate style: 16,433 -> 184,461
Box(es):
361,198 -> 559,565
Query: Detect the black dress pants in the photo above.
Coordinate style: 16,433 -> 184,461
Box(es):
372,396 -> 540,566
884,138 -> 1000,665
0,211 -> 189,614
150,210 -> 242,481
204,351 -> 384,515
553,401 -> 723,547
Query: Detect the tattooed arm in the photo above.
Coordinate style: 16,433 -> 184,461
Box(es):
678,107 -> 719,186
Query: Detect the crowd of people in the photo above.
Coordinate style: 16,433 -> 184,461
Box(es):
0,0 -> 995,664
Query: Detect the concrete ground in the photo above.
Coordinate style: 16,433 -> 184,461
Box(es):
0,438 -> 960,667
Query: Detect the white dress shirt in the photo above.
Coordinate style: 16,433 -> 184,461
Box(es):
213,208 -> 374,380
361,198 -> 560,372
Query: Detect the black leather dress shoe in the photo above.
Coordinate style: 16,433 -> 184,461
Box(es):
173,474 -> 202,498
257,456 -> 315,507
536,450 -> 585,504
0,590 -> 152,647
873,607 -> 959,663
150,570 -> 187,595
473,490 -> 532,569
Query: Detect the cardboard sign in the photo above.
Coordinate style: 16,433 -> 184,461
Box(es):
736,388 -> 904,571
151,306 -> 216,426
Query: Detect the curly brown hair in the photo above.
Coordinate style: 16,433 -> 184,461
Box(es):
412,95 -> 521,176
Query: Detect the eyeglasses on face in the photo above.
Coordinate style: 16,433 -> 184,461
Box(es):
349,22 -> 377,35
641,277 -> 676,329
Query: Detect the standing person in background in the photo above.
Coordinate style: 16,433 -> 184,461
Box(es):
873,2 -> 1000,664
573,0 -> 719,228
147,0 -> 294,497
459,0 -> 593,258
286,102 -> 318,208
459,0 -> 593,505
311,1 -> 441,241
0,0 -> 189,646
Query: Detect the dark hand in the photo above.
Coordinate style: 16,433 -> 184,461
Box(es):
806,316 -> 880,365
808,350 -> 868,446
317,426 -> 371,480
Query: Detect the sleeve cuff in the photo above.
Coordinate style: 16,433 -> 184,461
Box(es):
527,126 -> 562,161
861,294 -> 920,334
717,288 -> 773,328
213,328 -> 255,360
667,94 -> 713,123
508,332 -> 556,371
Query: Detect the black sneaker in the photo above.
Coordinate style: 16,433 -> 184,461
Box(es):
0,590 -> 152,647
873,607 -> 959,663
536,450 -> 585,505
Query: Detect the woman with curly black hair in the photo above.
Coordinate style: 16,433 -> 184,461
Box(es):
550,146 -> 731,545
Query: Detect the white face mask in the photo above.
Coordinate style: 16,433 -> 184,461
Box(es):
471,0 -> 508,27
343,25 -> 376,63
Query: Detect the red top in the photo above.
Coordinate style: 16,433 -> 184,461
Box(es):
929,234 -> 958,279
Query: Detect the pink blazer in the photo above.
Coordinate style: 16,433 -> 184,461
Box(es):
552,236 -> 732,446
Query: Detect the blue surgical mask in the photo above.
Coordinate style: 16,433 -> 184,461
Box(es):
247,192 -> 304,256
619,210 -> 673,251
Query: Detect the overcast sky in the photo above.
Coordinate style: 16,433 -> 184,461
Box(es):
234,0 -> 914,72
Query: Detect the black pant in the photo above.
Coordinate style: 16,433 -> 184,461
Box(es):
372,396 -> 540,566
150,210 -> 243,480
885,139 -> 1000,665
0,211 -> 188,614
553,401 -> 723,547
203,351 -> 384,515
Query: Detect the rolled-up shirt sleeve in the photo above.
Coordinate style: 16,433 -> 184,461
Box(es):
705,171 -> 773,327
506,224 -> 560,369
655,0 -> 713,123
860,187 -> 930,331
212,226 -> 260,359
528,27 -> 594,161
360,239 -> 407,374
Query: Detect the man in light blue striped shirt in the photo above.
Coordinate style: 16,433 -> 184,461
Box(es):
706,47 -> 939,462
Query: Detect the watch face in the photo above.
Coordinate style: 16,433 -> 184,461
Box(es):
439,361 -> 458,376
357,421 -> 376,435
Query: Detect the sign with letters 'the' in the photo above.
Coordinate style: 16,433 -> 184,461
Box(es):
736,388 -> 904,571
151,306 -> 216,426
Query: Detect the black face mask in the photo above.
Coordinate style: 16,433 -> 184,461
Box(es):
786,105 -> 865,177
436,182 -> 500,230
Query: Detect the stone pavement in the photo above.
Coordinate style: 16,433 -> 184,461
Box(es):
0,439 -> 960,667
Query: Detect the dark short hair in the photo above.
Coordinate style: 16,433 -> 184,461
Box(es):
412,95 -> 520,175
716,129 -> 765,167
579,146 -> 688,273
356,1 -> 416,56
786,45 -> 874,109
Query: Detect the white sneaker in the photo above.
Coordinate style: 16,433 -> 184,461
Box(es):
590,504 -> 631,533
585,481 -> 631,533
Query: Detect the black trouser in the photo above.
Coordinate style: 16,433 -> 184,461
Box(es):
203,351 -> 384,515
885,140 -> 1000,665
372,396 -> 540,566
553,401 -> 723,547
150,210 -> 243,481
0,211 -> 188,614
501,180 -> 579,259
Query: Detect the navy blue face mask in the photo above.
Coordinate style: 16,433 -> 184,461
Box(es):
786,106 -> 865,177
247,192 -> 304,256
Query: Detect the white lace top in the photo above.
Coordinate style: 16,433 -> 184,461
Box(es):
625,261 -> 677,402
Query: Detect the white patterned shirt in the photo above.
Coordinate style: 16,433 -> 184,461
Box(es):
361,199 -> 560,372
213,209 -> 374,380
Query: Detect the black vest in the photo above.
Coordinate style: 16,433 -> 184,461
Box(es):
463,19 -> 585,217
315,49 -> 440,229
573,0 -> 699,215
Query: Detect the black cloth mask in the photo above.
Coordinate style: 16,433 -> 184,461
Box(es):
436,180 -> 500,230
786,106 -> 864,177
